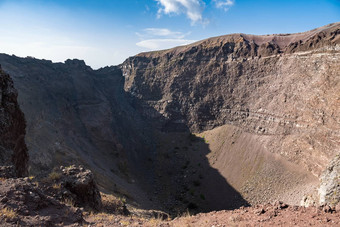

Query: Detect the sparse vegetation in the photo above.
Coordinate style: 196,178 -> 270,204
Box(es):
62,198 -> 75,207
52,183 -> 61,189
0,207 -> 17,220
88,212 -> 115,222
48,171 -> 61,181
100,192 -> 128,214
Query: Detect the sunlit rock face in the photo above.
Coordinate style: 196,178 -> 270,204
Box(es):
122,22 -> 340,178
121,23 -> 340,207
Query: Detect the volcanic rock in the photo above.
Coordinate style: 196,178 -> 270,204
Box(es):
0,177 -> 83,226
0,67 -> 28,177
44,165 -> 102,211
319,154 -> 340,207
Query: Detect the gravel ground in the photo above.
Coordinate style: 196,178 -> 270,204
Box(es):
85,202 -> 340,226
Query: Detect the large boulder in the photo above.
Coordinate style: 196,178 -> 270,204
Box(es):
46,165 -> 102,211
319,154 -> 340,207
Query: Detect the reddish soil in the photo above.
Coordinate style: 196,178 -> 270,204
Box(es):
85,202 -> 340,226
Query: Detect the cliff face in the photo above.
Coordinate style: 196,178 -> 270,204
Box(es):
119,23 -> 340,207
122,22 -> 340,177
0,56 -> 157,209
0,68 -> 28,177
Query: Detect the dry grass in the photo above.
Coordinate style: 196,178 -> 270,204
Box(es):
89,212 -> 115,222
48,171 -> 62,181
62,198 -> 75,207
52,183 -> 61,189
100,192 -> 126,214
145,217 -> 164,227
0,207 -> 17,220
119,220 -> 131,226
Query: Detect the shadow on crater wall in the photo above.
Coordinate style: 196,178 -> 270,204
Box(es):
125,87 -> 249,214
0,54 -> 249,215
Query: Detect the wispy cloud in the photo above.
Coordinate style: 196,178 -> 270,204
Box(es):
136,28 -> 190,39
136,39 -> 196,50
213,0 -> 235,11
155,0 -> 204,24
136,28 -> 196,50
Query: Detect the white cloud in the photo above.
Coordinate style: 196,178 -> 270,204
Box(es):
155,0 -> 204,24
145,28 -> 183,37
213,0 -> 235,11
136,28 -> 189,39
136,39 -> 196,50
136,28 -> 195,50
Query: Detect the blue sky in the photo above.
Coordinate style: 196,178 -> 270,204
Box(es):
0,0 -> 339,68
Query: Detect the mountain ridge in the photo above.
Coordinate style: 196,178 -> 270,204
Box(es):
135,22 -> 340,58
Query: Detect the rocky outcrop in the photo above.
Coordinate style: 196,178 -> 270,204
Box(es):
57,165 -> 102,211
0,67 -> 28,177
319,154 -> 340,207
0,177 -> 83,226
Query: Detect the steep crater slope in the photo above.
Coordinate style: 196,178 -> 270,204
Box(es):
0,57 -> 158,210
0,69 -> 87,226
121,22 -> 340,206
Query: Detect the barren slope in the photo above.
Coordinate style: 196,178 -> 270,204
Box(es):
0,23 -> 338,214
0,57 -> 158,209
121,22 -> 340,207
